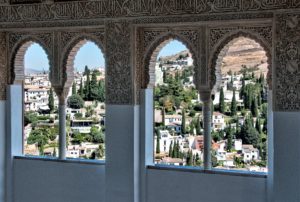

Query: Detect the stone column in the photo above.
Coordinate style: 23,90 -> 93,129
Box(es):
200,90 -> 212,170
58,95 -> 67,160
54,88 -> 69,160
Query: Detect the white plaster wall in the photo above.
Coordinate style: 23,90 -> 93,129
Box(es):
147,169 -> 267,202
273,112 -> 300,202
0,101 -> 6,202
13,158 -> 105,202
105,105 -> 140,202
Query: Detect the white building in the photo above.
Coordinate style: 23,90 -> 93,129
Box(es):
155,63 -> 164,85
212,112 -> 226,131
242,145 -> 259,162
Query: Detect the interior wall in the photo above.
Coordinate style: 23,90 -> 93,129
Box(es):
13,158 -> 105,202
147,168 -> 267,202
0,101 -> 5,202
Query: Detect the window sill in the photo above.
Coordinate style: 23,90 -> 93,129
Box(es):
147,165 -> 267,178
14,155 -> 105,166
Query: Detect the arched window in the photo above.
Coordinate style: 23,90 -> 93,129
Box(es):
18,42 -> 54,157
66,40 -> 106,160
212,36 -> 270,172
150,39 -> 202,167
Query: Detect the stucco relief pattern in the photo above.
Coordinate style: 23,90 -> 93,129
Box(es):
8,32 -> 53,84
274,14 -> 300,111
0,0 -> 299,24
208,25 -> 273,91
60,30 -> 105,90
105,21 -> 133,105
0,32 -> 7,100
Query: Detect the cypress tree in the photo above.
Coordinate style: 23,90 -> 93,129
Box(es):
172,141 -> 177,158
240,77 -> 245,99
196,116 -> 202,135
90,71 -> 99,100
168,141 -> 173,157
189,123 -> 195,135
195,153 -> 200,166
256,118 -> 262,133
231,89 -> 237,116
263,119 -> 268,133
163,70 -> 167,83
251,98 -> 258,117
84,70 -> 91,100
72,82 -> 77,95
48,88 -> 54,113
181,109 -> 186,134
219,87 -> 225,113
227,127 -> 233,152
156,130 -> 160,154
53,147 -> 57,157
186,150 -> 193,166
84,65 -> 89,76
78,78 -> 84,98
98,80 -> 105,102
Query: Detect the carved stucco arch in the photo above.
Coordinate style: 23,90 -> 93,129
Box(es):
209,30 -> 272,93
142,32 -> 198,89
62,34 -> 105,90
10,36 -> 52,85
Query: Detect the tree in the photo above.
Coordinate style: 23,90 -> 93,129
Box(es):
72,82 -> 77,95
90,126 -> 105,143
156,130 -> 161,154
240,76 -> 245,99
251,98 -> 258,117
90,70 -> 99,100
67,94 -> 84,109
230,89 -> 237,116
240,116 -> 260,148
48,88 -> 54,113
219,87 -> 225,113
94,144 -> 105,159
256,118 -> 262,133
98,80 -> 105,102
78,78 -> 84,98
27,128 -> 49,155
83,65 -> 90,76
168,141 -> 173,157
181,109 -> 186,134
53,147 -> 57,157
196,116 -> 202,135
226,126 -> 233,152
186,150 -> 193,166
84,69 -> 91,100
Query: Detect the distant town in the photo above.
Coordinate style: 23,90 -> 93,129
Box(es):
154,49 -> 268,172
24,66 -> 105,160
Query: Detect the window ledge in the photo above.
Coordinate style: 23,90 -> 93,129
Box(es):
147,165 -> 267,178
14,155 -> 105,166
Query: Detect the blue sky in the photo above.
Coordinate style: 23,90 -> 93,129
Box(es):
25,40 -> 187,71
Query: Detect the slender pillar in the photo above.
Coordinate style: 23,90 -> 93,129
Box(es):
58,96 -> 67,160
200,91 -> 212,170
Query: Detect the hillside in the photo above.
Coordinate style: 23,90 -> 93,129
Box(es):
159,37 -> 268,76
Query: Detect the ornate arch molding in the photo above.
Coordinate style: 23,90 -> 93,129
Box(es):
208,27 -> 273,93
140,28 -> 199,89
60,30 -> 105,89
8,32 -> 53,84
